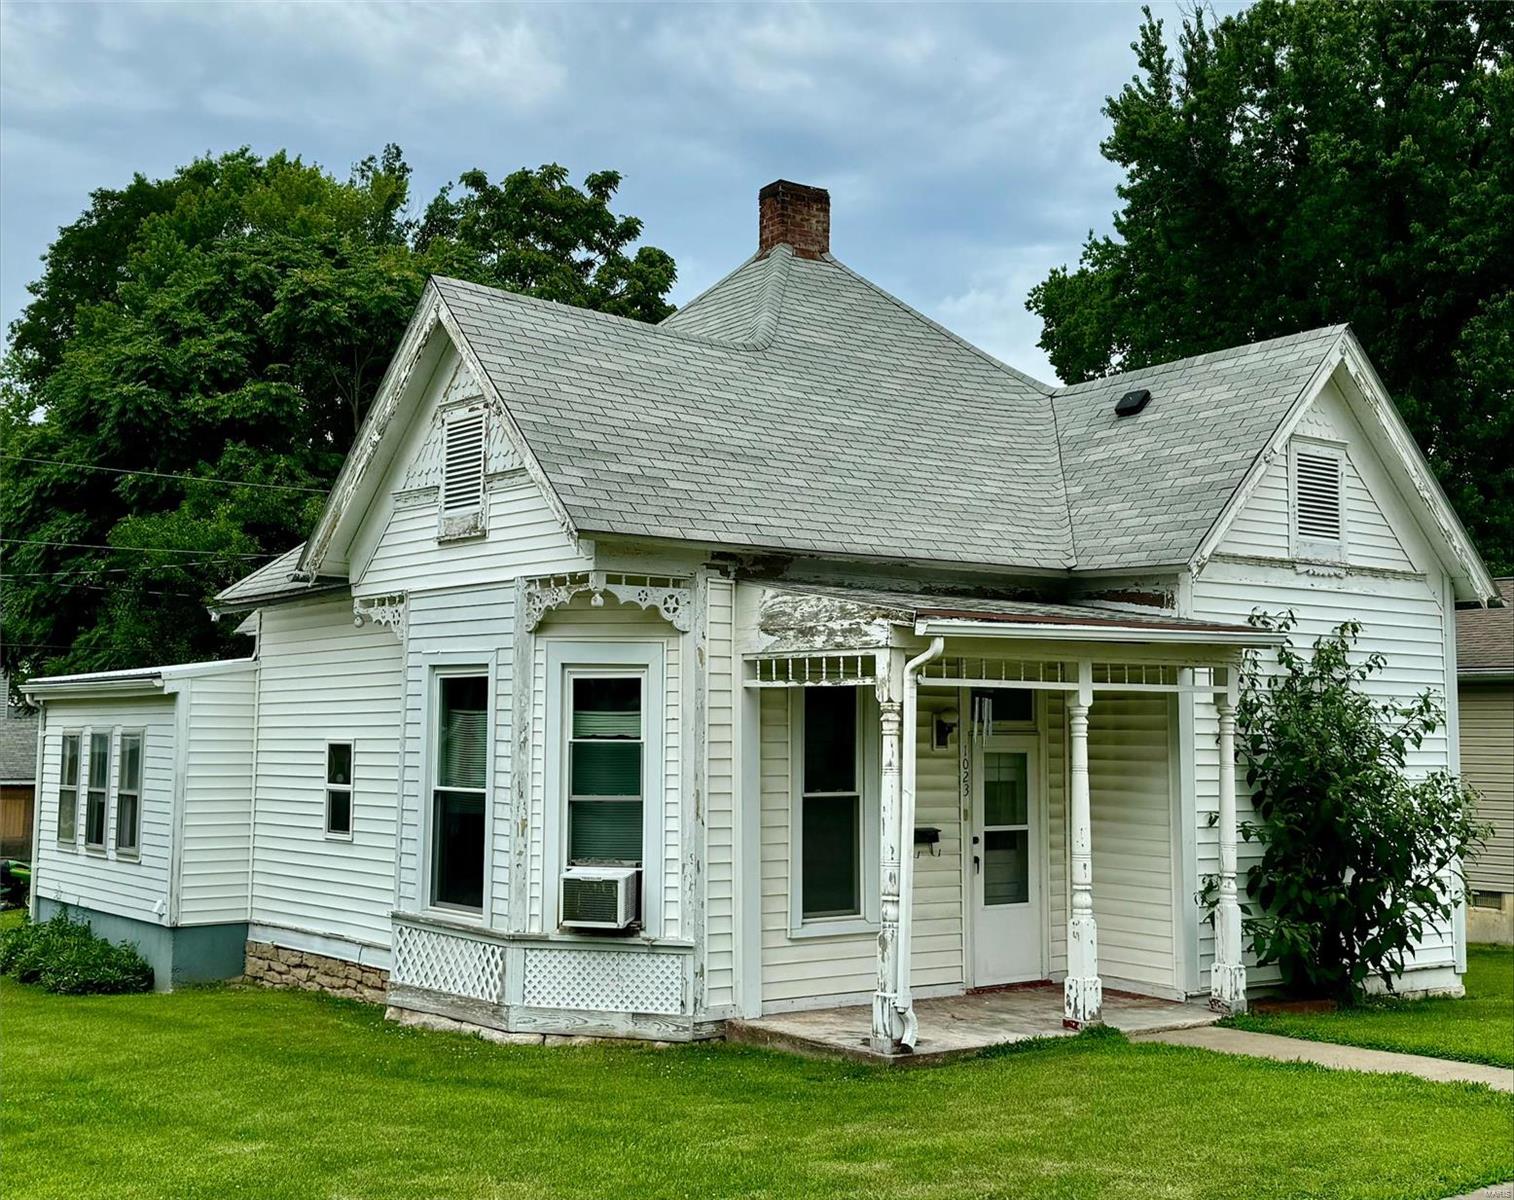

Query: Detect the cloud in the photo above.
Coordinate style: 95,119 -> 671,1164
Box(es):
0,0 -> 1174,380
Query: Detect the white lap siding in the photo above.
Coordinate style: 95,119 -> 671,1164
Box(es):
395,583 -> 514,924
252,596 -> 404,950
34,696 -> 177,923
704,576 -> 738,1012
178,666 -> 256,924
758,689 -> 964,1012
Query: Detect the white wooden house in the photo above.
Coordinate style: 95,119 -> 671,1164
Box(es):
26,181 -> 1500,1053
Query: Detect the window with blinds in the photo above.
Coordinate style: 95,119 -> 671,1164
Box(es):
85,731 -> 110,849
438,407 -> 487,539
57,733 -> 80,845
432,674 -> 488,910
567,675 -> 644,866
1292,443 -> 1345,557
116,731 -> 143,856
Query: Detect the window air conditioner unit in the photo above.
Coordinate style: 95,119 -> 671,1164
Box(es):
560,866 -> 640,931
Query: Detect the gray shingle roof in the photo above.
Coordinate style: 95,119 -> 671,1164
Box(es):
1457,578 -> 1513,673
234,250 -> 1354,606
1051,325 -> 1347,570
214,544 -> 344,610
1,675 -> 37,784
437,250 -> 1074,569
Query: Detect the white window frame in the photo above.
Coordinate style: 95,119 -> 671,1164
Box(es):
1289,437 -> 1348,563
324,740 -> 354,841
543,641 -> 665,936
113,729 -> 144,860
56,731 -> 81,848
788,687 -> 881,939
84,729 -> 111,853
437,404 -> 488,542
425,664 -> 494,918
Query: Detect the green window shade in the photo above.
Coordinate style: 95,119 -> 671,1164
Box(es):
804,688 -> 857,793
438,676 -> 488,790
573,710 -> 641,737
983,752 -> 1028,826
802,794 -> 860,918
569,799 -> 644,862
571,742 -> 642,797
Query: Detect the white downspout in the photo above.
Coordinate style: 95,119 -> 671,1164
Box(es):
897,636 -> 944,1048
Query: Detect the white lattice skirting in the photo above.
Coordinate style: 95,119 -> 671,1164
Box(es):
391,923 -> 506,1003
522,947 -> 685,1015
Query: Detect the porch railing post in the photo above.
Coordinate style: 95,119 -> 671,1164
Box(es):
1064,659 -> 1102,1027
1211,670 -> 1248,1013
871,649 -> 908,1053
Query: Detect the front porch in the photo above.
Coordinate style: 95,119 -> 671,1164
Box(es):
728,985 -> 1222,1066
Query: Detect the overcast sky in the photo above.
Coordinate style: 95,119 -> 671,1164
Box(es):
0,2 -> 1226,385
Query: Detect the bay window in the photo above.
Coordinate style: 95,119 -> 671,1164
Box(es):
432,674 -> 488,911
567,675 -> 644,865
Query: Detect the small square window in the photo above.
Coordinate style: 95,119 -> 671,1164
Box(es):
326,742 -> 354,838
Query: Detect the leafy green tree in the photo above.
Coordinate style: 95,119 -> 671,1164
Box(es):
1227,614 -> 1486,1003
417,164 -> 676,322
2,152 -> 674,689
1029,2 -> 1514,573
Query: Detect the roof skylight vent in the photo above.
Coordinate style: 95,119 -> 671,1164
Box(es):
1115,388 -> 1152,417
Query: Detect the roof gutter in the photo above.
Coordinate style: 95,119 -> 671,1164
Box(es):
912,617 -> 1288,648
23,673 -> 165,700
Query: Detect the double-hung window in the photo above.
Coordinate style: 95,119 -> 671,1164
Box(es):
799,688 -> 865,922
85,732 -> 110,850
115,732 -> 143,856
567,675 -> 644,866
432,674 -> 488,911
57,734 -> 80,845
325,742 -> 353,838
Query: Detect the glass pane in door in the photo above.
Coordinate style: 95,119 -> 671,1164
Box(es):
983,752 -> 1028,825
983,830 -> 1029,905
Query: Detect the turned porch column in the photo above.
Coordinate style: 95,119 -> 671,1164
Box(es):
871,649 -> 908,1053
1064,660 -> 1102,1027
1210,671 -> 1248,1013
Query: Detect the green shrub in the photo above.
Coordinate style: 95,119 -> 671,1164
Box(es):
0,912 -> 154,995
1225,614 -> 1487,1004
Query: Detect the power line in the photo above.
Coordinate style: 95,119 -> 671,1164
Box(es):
2,454 -> 330,495
1,538 -> 280,559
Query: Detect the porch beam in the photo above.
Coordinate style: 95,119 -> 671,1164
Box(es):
1210,672 -> 1248,1013
1064,658 -> 1102,1028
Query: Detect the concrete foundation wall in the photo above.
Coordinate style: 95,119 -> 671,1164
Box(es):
36,897 -> 246,990
1468,893 -> 1514,946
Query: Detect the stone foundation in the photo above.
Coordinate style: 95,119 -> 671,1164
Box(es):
243,940 -> 387,1005
384,1005 -> 674,1049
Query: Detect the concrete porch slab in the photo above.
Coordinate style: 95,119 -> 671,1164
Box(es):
726,984 -> 1222,1066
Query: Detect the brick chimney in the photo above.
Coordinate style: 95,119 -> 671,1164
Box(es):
758,180 -> 830,260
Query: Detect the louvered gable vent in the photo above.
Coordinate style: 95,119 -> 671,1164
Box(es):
438,408 -> 487,539
1294,445 -> 1343,548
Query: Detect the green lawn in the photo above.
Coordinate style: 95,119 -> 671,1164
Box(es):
1226,945 -> 1514,1068
2,978 -> 1510,1200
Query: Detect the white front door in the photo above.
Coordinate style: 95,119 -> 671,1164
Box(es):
970,737 -> 1043,986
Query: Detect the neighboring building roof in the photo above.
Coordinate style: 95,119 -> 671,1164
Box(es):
1458,578 -> 1514,676
1,674 -> 38,785
213,544 -> 345,612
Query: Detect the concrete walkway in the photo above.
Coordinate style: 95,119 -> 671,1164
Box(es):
1132,1025 -> 1514,1092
